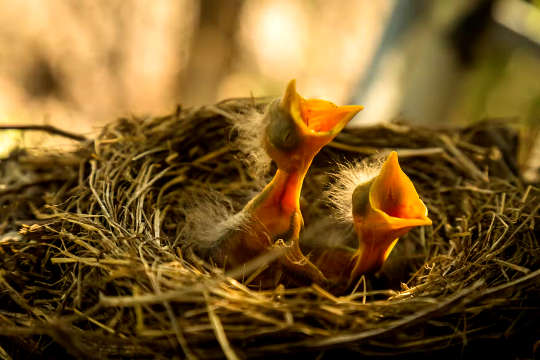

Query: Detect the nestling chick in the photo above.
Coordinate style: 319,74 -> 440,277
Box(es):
196,80 -> 363,285
309,151 -> 432,287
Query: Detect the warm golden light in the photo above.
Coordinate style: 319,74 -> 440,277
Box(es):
239,0 -> 309,79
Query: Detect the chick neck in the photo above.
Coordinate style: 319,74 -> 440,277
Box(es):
351,228 -> 402,279
247,158 -> 313,239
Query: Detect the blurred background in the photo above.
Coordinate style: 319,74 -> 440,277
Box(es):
0,0 -> 539,180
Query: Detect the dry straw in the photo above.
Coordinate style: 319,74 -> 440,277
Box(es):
0,98 -> 538,359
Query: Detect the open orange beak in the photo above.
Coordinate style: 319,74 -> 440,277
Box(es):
350,151 -> 431,276
264,79 -> 363,175
279,79 -> 363,152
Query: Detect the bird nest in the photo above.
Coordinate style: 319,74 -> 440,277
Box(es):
0,98 -> 538,359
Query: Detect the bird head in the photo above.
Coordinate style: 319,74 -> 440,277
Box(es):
264,79 -> 363,172
352,151 -> 432,267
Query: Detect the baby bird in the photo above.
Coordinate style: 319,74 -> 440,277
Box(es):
308,151 -> 432,287
200,80 -> 363,285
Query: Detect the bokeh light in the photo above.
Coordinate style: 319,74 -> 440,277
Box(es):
0,0 -> 538,179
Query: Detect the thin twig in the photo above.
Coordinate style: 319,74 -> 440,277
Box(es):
205,291 -> 240,360
0,124 -> 87,142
